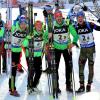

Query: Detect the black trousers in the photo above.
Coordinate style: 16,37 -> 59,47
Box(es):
27,57 -> 42,89
54,49 -> 72,88
9,52 -> 20,91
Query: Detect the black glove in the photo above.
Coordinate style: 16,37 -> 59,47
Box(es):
43,9 -> 48,17
82,5 -> 88,11
55,3 -> 59,7
97,18 -> 100,23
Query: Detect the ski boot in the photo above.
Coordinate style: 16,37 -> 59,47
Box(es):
66,84 -> 73,92
10,90 -> 20,97
76,84 -> 85,93
57,88 -> 61,94
86,84 -> 91,92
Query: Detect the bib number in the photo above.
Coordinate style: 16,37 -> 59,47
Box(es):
54,33 -> 69,44
34,41 -> 43,52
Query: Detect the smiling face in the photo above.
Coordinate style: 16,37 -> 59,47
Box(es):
55,15 -> 63,24
76,11 -> 85,25
35,21 -> 42,32
77,16 -> 84,25
54,11 -> 63,24
20,22 -> 27,31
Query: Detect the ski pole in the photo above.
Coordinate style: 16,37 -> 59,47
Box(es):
69,50 -> 77,100
72,55 -> 77,100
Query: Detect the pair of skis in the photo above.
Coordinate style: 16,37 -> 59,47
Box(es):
6,0 -> 15,92
27,2 -> 34,92
44,8 -> 58,99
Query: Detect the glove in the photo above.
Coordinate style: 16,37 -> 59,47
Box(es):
82,5 -> 88,11
68,43 -> 74,50
97,18 -> 100,23
43,9 -> 48,17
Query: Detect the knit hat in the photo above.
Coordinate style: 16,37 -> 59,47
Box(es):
54,10 -> 62,18
76,11 -> 85,18
19,15 -> 27,24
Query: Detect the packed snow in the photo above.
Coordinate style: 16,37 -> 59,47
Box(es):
0,5 -> 100,100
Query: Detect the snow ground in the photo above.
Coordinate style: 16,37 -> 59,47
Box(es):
0,7 -> 100,100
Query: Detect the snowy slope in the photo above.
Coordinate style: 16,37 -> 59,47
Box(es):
0,6 -> 100,100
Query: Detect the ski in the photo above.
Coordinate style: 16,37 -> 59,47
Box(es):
67,2 -> 83,25
27,2 -> 34,93
6,0 -> 12,76
28,2 -> 34,64
82,4 -> 99,20
19,4 -> 26,16
92,0 -> 100,18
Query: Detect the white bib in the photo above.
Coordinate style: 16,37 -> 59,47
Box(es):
54,33 -> 69,44
79,33 -> 94,45
34,41 -> 43,52
12,37 -> 24,47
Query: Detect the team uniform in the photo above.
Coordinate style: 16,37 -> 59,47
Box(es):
52,11 -> 78,93
5,15 -> 28,96
27,21 -> 48,94
75,11 -> 100,92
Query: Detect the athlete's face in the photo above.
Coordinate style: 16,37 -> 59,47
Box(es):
55,15 -> 63,24
77,16 -> 84,25
20,22 -> 27,30
35,22 -> 42,32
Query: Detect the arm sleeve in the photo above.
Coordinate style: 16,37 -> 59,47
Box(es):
43,30 -> 49,44
22,38 -> 29,47
11,25 -> 16,33
0,27 -> 4,37
69,24 -> 79,43
90,22 -> 100,31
